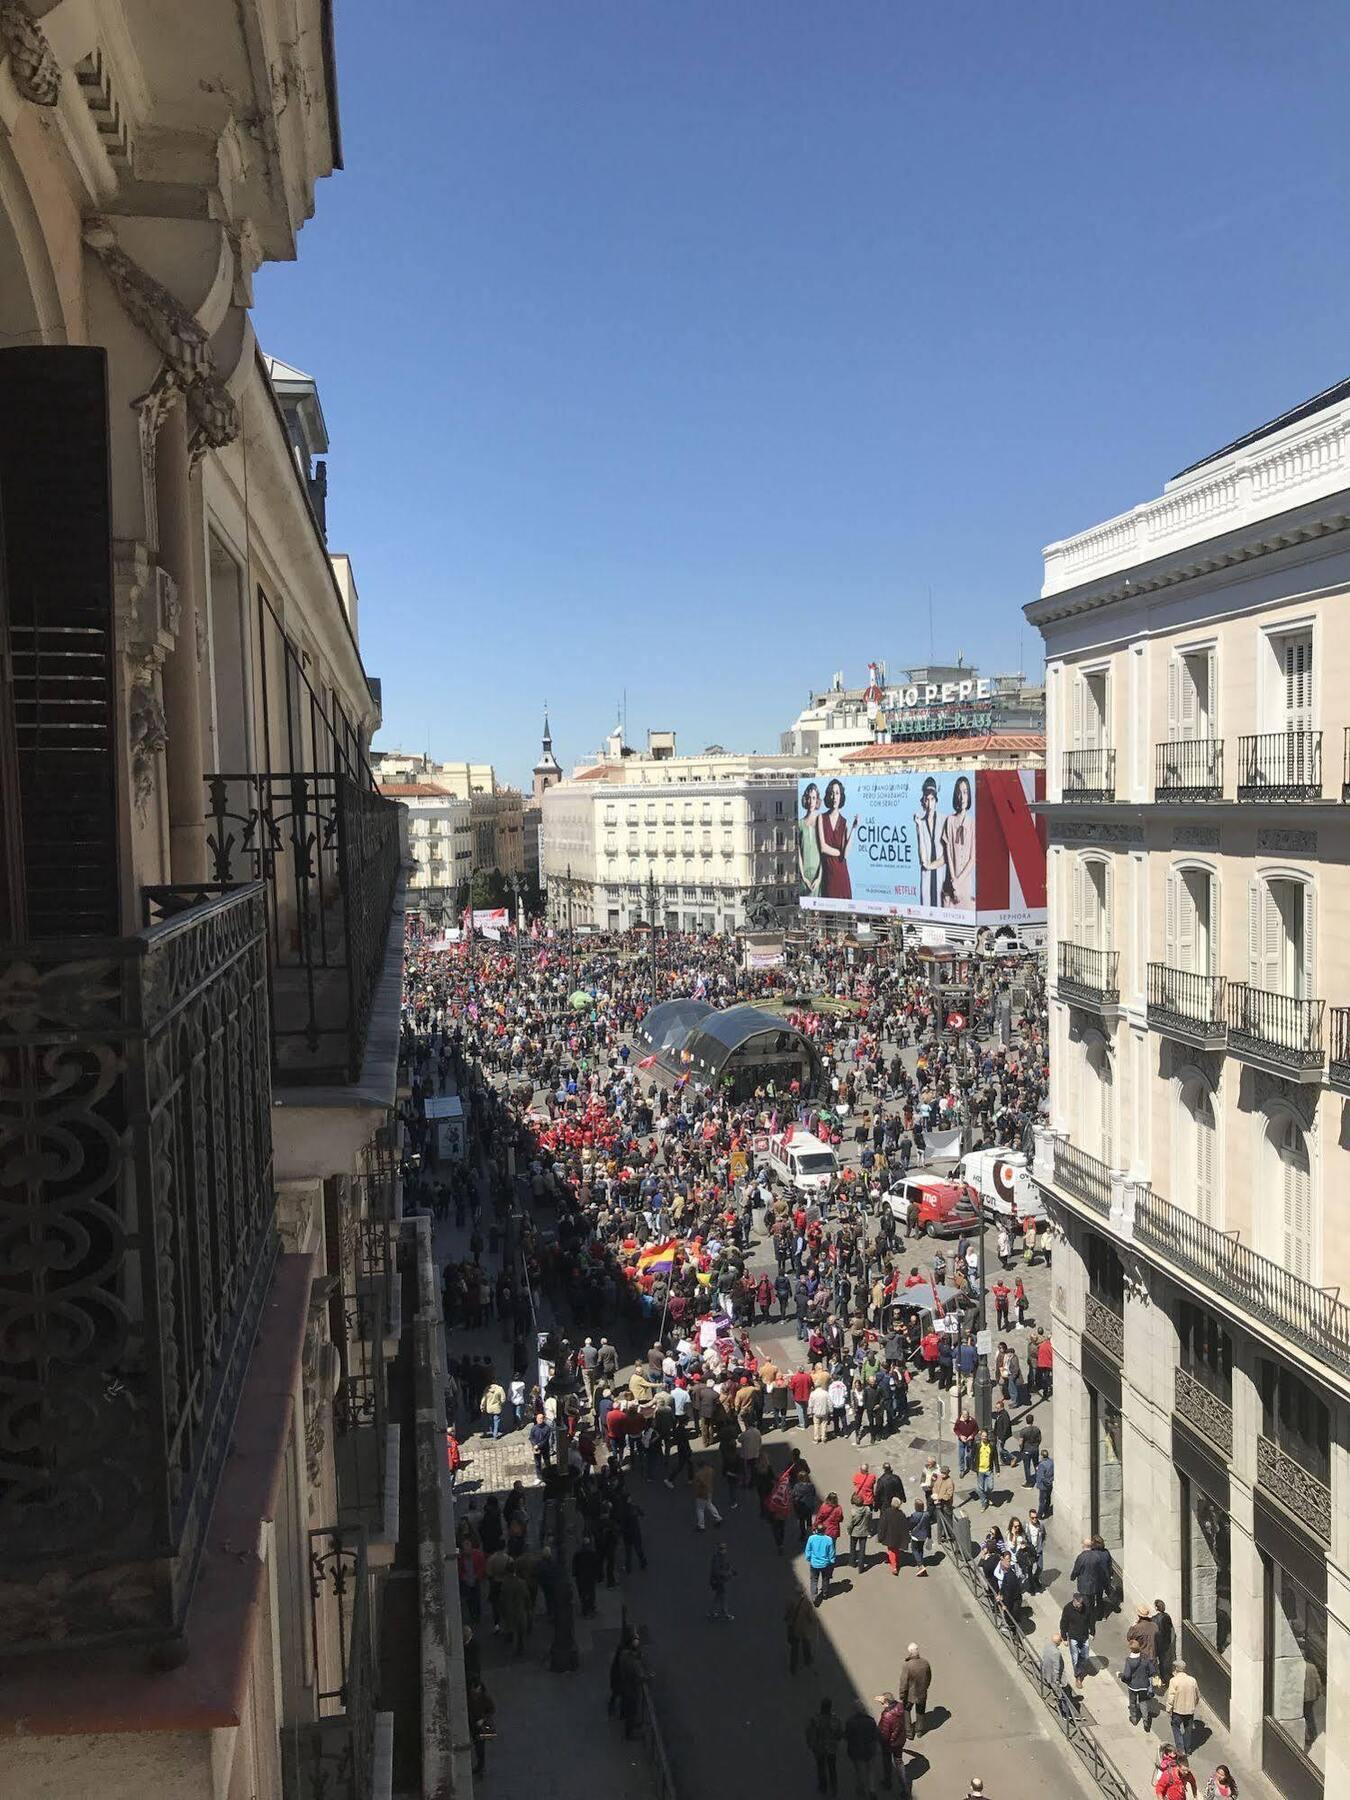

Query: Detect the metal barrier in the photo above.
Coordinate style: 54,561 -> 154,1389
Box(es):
938,1514 -> 1137,1800
637,1674 -> 680,1800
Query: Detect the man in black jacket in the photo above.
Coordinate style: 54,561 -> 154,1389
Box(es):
1060,1592 -> 1092,1687
872,1462 -> 906,1512
1070,1535 -> 1114,1632
995,1552 -> 1024,1634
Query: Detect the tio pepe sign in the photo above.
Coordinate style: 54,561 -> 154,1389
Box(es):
893,676 -> 992,707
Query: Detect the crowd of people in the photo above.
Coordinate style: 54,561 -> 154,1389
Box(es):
396,923 -> 1240,1799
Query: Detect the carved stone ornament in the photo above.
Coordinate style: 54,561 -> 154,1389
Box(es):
1242,1065 -> 1318,1135
0,0 -> 61,106
1054,821 -> 1137,845
128,677 -> 168,822
1257,827 -> 1318,856
1173,825 -> 1220,849
83,218 -> 242,463
114,540 -> 179,673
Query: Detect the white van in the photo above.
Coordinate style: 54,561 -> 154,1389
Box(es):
951,1148 -> 1046,1223
758,1129 -> 839,1196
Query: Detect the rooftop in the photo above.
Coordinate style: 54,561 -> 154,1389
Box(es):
1172,372 -> 1350,481
842,732 -> 1045,763
378,782 -> 455,798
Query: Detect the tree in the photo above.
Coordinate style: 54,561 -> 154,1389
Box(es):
470,868 -> 512,911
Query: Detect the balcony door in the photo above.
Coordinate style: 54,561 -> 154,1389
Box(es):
1074,670 -> 1110,750
1177,1079 -> 1217,1226
1249,877 -> 1313,999
1266,1115 -> 1313,1282
1167,866 -> 1217,975
1168,648 -> 1215,740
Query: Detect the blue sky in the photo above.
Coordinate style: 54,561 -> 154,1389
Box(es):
256,0 -> 1350,789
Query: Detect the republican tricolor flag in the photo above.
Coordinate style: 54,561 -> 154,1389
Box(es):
636,1238 -> 679,1275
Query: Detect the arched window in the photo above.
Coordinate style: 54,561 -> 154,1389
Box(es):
1266,1115 -> 1313,1280
1177,1079 -> 1217,1225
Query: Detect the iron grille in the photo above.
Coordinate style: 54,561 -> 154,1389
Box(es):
281,1528 -> 377,1800
1061,748 -> 1116,802
1154,737 -> 1223,801
1225,982 -> 1323,1070
1146,963 -> 1226,1040
1235,730 -> 1322,800
0,884 -> 275,1650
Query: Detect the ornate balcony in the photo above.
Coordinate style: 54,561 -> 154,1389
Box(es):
1061,747 -> 1116,803
1329,1006 -> 1350,1095
1053,1139 -> 1113,1217
1146,963 -> 1227,1049
1257,1436 -> 1332,1547
0,885 -> 276,1652
1134,1189 -> 1350,1378
1173,1367 -> 1234,1460
161,769 -> 403,1086
1084,1293 -> 1125,1361
1235,730 -> 1322,801
1154,736 -> 1224,801
1057,941 -> 1120,1012
1224,982 -> 1324,1081
282,1527 -> 378,1800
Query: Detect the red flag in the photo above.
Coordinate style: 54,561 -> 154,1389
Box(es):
638,1054 -> 657,1069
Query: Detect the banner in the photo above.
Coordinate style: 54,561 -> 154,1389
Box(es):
797,771 -> 978,921
796,767 -> 1046,929
471,907 -> 509,941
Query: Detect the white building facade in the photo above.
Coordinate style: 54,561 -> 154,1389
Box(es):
1027,376 -> 1350,1800
540,741 -> 812,934
381,782 -> 472,914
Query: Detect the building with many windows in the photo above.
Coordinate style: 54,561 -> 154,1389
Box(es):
1027,375 -> 1350,1800
540,728 -> 811,933
381,781 -> 473,916
0,8 -> 463,1798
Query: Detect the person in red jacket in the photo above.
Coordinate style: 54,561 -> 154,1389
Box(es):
446,1427 -> 462,1490
1035,1334 -> 1054,1401
789,1366 -> 814,1431
852,1464 -> 877,1509
813,1492 -> 844,1542
874,1693 -> 907,1791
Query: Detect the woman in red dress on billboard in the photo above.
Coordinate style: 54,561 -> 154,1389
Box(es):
817,778 -> 855,901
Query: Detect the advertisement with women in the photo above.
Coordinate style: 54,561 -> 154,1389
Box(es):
796,768 -> 1046,927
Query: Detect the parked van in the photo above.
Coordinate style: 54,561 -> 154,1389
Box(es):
758,1129 -> 839,1195
883,1174 -> 981,1238
951,1148 -> 1047,1223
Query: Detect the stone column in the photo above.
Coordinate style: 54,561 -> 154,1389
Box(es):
1049,1216 -> 1093,1551
1226,1351 -> 1264,1769
1119,1267 -> 1180,1609
154,398 -> 207,882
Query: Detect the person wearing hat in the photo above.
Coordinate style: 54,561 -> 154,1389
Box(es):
964,1781 -> 986,1799
874,1693 -> 907,1792
1128,1603 -> 1160,1662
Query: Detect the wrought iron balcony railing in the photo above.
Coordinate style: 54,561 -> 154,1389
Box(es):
1257,1436 -> 1332,1547
1146,963 -> 1227,1046
1053,1138 -> 1113,1216
282,1527 -> 377,1800
1225,982 -> 1324,1073
332,1132 -> 395,1532
1061,747 -> 1116,802
1329,1006 -> 1350,1094
1134,1188 -> 1350,1377
1154,737 -> 1223,801
1235,730 -> 1322,800
1173,1366 -> 1234,1460
1057,941 -> 1120,1009
181,770 -> 403,1086
1084,1293 -> 1125,1361
0,885 -> 276,1652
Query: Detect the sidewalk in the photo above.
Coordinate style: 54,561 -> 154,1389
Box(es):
425,1162 -> 656,1800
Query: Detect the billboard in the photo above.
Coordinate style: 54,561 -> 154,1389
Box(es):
796,768 -> 1045,927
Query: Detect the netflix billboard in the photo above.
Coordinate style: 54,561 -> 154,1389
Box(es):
796,767 -> 1045,928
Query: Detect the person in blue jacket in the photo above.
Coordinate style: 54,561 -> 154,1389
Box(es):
805,1525 -> 837,1607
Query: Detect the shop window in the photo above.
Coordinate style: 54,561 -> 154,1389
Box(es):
1259,1361 -> 1330,1487
1181,1476 -> 1231,1663
1086,1232 -> 1125,1315
1178,1300 -> 1232,1405
1264,1558 -> 1327,1781
1089,1385 -> 1124,1553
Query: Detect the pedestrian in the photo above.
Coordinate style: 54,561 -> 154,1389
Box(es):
693,1462 -> 723,1532
466,1675 -> 495,1775
1163,1661 -> 1200,1755
1153,1598 -> 1176,1681
481,1375 -> 505,1439
973,1429 -> 996,1508
806,1697 -> 843,1796
809,1380 -> 832,1443
899,1642 -> 931,1738
572,1535 -> 599,1618
1154,1748 -> 1198,1798
844,1703 -> 881,1800
1071,1533 -> 1112,1630
874,1693 -> 908,1795
1040,1632 -> 1074,1718
1203,1764 -> 1236,1799
1061,1592 -> 1092,1686
708,1539 -> 735,1621
1033,1449 -> 1055,1519
805,1522 -> 837,1606
786,1586 -> 819,1674
877,1495 -> 910,1575
1121,1642 -> 1159,1730
446,1426 -> 461,1490
848,1491 -> 872,1572
1017,1417 -> 1043,1486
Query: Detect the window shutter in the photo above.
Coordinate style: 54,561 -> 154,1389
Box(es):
1070,858 -> 1084,944
1176,870 -> 1197,973
1179,658 -> 1199,739
1302,883 -> 1316,1005
1281,1124 -> 1312,1280
1204,648 -> 1216,737
1165,869 -> 1178,967
1207,873 -> 1220,978
1247,880 -> 1261,989
1103,861 -> 1114,950
1071,677 -> 1083,752
1195,1096 -> 1214,1225
1262,884 -> 1283,996
1166,657 -> 1180,738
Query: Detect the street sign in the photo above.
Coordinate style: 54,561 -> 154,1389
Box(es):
976,1329 -> 993,1357
946,1011 -> 967,1031
730,1151 -> 748,1182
